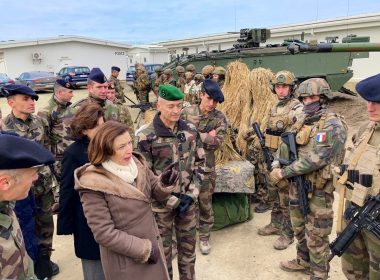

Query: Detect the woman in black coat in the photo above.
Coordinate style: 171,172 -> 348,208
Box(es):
57,103 -> 105,280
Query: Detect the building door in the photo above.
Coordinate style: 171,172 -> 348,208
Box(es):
0,52 -> 7,73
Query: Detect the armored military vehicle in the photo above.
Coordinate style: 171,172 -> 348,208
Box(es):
165,28 -> 380,94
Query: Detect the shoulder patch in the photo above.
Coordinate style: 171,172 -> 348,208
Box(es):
316,132 -> 327,143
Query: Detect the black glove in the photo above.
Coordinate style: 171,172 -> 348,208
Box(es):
176,195 -> 194,215
160,162 -> 179,186
147,243 -> 159,264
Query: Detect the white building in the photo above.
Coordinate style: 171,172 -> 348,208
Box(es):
126,45 -> 169,68
159,13 -> 380,80
0,36 -> 132,79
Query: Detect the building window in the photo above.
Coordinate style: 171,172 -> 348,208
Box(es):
144,57 -> 147,63
195,47 -> 198,54
130,58 -> 132,64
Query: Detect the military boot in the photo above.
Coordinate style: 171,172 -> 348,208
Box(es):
273,235 -> 294,250
34,248 -> 53,280
254,202 -> 271,213
257,223 -> 281,236
199,238 -> 211,255
279,258 -> 310,275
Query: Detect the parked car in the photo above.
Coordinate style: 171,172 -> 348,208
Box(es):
15,71 -> 57,91
57,66 -> 90,88
125,64 -> 163,85
0,73 -> 15,89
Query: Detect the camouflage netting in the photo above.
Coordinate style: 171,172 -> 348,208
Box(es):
216,62 -> 276,163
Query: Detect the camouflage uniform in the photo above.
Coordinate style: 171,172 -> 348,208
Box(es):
69,95 -> 135,143
181,105 -> 228,241
134,72 -> 151,103
0,201 -> 38,280
153,72 -> 164,96
3,113 -> 54,255
109,75 -> 126,104
340,122 -> 380,279
38,96 -> 72,201
263,98 -> 304,240
137,113 -> 206,280
279,108 -> 347,279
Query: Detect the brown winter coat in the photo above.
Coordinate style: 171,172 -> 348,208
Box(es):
74,153 -> 172,280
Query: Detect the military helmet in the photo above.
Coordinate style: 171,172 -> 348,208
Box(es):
186,64 -> 196,72
154,66 -> 163,73
163,68 -> 173,75
175,66 -> 185,74
271,70 -> 296,86
185,71 -> 193,79
296,78 -> 331,98
212,66 -> 226,76
194,74 -> 204,82
201,65 -> 215,77
136,65 -> 146,72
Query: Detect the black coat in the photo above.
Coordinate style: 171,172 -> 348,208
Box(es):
57,137 -> 101,260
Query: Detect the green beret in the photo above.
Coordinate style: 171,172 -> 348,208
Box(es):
158,84 -> 184,101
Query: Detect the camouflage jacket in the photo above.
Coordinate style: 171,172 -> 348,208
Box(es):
0,202 -> 37,280
181,105 -> 228,172
69,95 -> 135,142
134,73 -> 151,102
152,74 -> 163,95
281,109 -> 347,190
137,113 -> 206,208
176,77 -> 186,93
37,96 -> 72,159
109,75 -> 125,104
3,113 -> 53,195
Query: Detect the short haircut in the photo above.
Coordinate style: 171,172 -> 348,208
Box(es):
88,121 -> 129,166
70,103 -> 104,140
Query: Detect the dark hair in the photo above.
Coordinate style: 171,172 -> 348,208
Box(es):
88,121 -> 129,166
70,103 -> 104,140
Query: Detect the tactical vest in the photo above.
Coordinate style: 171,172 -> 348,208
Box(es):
265,98 -> 301,150
297,112 -> 347,192
336,122 -> 380,206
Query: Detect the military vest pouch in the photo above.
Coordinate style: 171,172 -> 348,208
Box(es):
296,125 -> 312,146
351,182 -> 371,207
265,129 -> 282,150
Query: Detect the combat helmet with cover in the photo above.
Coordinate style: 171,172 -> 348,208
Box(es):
175,66 -> 185,74
185,64 -> 196,73
212,66 -> 226,76
271,70 -> 297,93
154,66 -> 163,73
296,78 -> 331,99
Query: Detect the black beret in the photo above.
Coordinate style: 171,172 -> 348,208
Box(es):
55,79 -> 72,89
1,84 -> 39,100
0,133 -> 54,169
111,66 -> 120,72
88,68 -> 107,84
202,79 -> 224,103
356,73 -> 380,102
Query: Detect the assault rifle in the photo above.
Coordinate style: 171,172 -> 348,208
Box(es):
128,102 -> 156,124
281,131 -> 312,219
252,122 -> 274,171
328,186 -> 380,262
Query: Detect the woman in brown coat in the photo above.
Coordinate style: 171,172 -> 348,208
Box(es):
74,121 -> 178,280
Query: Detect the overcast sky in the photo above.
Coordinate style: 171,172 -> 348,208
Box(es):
1,0 -> 379,44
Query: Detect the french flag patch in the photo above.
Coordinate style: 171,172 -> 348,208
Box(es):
316,132 -> 327,143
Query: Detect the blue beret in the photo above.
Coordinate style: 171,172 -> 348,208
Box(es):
55,79 -> 72,89
1,84 -> 39,100
111,66 -> 120,72
158,84 -> 184,100
89,68 -> 107,84
0,132 -> 54,169
202,79 -> 224,103
356,73 -> 380,102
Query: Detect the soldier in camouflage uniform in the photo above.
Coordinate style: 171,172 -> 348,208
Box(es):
108,66 -> 126,104
66,68 -> 135,143
185,64 -> 196,76
337,73 -> 380,280
0,132 -> 54,280
181,79 -> 227,255
270,78 -> 347,280
163,68 -> 177,87
201,65 -> 214,80
212,66 -> 226,88
184,72 -> 195,102
153,66 -> 164,96
1,84 -> 59,279
37,79 -> 74,212
134,65 -> 151,103
106,83 -> 135,140
175,66 -> 186,93
137,84 -> 206,280
253,71 -> 304,250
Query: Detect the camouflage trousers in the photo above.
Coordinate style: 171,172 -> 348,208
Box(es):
52,160 -> 62,203
138,90 -> 150,103
253,168 -> 269,204
268,183 -> 294,239
198,172 -> 216,240
341,205 -> 380,280
289,184 -> 334,279
154,204 -> 197,280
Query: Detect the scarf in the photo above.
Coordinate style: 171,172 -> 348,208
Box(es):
303,101 -> 321,116
101,158 -> 138,184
